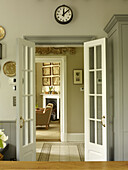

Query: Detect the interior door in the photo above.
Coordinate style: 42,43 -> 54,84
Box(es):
84,38 -> 107,161
16,38 -> 36,161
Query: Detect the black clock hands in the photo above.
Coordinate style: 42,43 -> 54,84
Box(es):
62,8 -> 69,17
62,8 -> 65,16
55,5 -> 73,24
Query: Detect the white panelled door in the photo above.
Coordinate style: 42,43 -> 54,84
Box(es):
84,38 -> 107,161
16,38 -> 36,161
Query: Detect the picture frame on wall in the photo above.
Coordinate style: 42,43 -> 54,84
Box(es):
42,77 -> 51,86
52,62 -> 60,65
43,67 -> 51,76
52,66 -> 60,75
43,62 -> 51,66
73,69 -> 83,85
53,77 -> 60,86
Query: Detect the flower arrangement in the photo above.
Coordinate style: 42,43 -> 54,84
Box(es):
49,86 -> 53,94
49,86 -> 53,91
0,129 -> 8,149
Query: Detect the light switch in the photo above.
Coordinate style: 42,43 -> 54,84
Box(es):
13,96 -> 16,106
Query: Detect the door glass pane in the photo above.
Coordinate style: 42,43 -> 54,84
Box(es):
89,72 -> 94,94
28,71 -> 33,95
96,71 -> 102,94
28,47 -> 33,70
22,46 -> 25,70
23,122 -> 28,146
25,46 -> 28,70
22,71 -> 28,95
23,122 -> 26,146
28,96 -> 33,119
90,120 -> 95,143
89,47 -> 94,69
97,96 -> 102,119
28,121 -> 33,144
97,121 -> 102,145
24,96 -> 28,120
96,45 -> 102,69
22,96 -> 25,119
90,96 -> 95,118
28,121 -> 31,144
31,121 -> 33,143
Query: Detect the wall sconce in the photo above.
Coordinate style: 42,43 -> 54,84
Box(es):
0,43 -> 2,59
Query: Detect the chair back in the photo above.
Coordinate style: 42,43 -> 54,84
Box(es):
46,103 -> 53,109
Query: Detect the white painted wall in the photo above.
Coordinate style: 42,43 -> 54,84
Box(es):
0,0 -> 128,120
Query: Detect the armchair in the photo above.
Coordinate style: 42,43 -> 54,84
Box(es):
36,106 -> 52,129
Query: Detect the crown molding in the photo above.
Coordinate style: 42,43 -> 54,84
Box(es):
104,14 -> 128,33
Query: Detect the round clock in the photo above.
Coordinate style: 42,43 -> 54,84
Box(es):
54,4 -> 73,24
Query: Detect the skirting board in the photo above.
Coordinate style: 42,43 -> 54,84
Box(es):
61,133 -> 84,142
67,133 -> 84,142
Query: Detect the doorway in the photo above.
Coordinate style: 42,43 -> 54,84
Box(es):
19,36 -> 95,161
35,60 -> 61,142
35,55 -> 67,142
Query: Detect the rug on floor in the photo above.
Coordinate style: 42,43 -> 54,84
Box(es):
38,142 -> 84,161
36,121 -> 60,141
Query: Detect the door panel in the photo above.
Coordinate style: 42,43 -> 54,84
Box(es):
84,38 -> 107,161
16,38 -> 36,161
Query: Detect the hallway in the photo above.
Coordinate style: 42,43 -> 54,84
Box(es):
36,142 -> 84,161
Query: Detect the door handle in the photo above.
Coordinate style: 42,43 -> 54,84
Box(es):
101,116 -> 105,127
20,116 -> 25,128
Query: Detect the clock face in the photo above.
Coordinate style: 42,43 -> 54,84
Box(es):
54,5 -> 73,24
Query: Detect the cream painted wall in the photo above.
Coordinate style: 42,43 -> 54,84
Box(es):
67,47 -> 84,133
35,63 -> 42,108
0,0 -> 128,122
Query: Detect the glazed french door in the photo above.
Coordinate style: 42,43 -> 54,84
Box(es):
84,38 -> 107,161
16,38 -> 36,161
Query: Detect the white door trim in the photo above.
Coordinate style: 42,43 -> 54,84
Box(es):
35,56 -> 67,141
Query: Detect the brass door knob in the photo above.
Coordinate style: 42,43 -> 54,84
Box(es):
101,116 -> 105,127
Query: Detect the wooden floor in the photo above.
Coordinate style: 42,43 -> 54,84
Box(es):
0,162 -> 128,169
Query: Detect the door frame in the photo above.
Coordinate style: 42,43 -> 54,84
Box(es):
35,55 -> 67,141
23,36 -> 96,142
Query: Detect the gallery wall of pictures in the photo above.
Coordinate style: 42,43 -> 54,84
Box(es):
42,62 -> 60,88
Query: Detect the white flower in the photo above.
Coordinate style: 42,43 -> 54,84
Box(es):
0,129 -> 8,149
0,133 -> 8,141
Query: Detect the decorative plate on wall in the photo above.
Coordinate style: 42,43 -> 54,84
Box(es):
0,26 -> 6,40
3,61 -> 16,77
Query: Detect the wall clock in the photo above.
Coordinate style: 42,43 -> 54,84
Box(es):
54,4 -> 73,24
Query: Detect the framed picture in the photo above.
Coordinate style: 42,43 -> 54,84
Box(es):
43,62 -> 51,66
53,77 -> 60,86
43,67 -> 51,76
52,66 -> 60,75
52,62 -> 60,65
42,77 -> 51,86
73,69 -> 83,85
